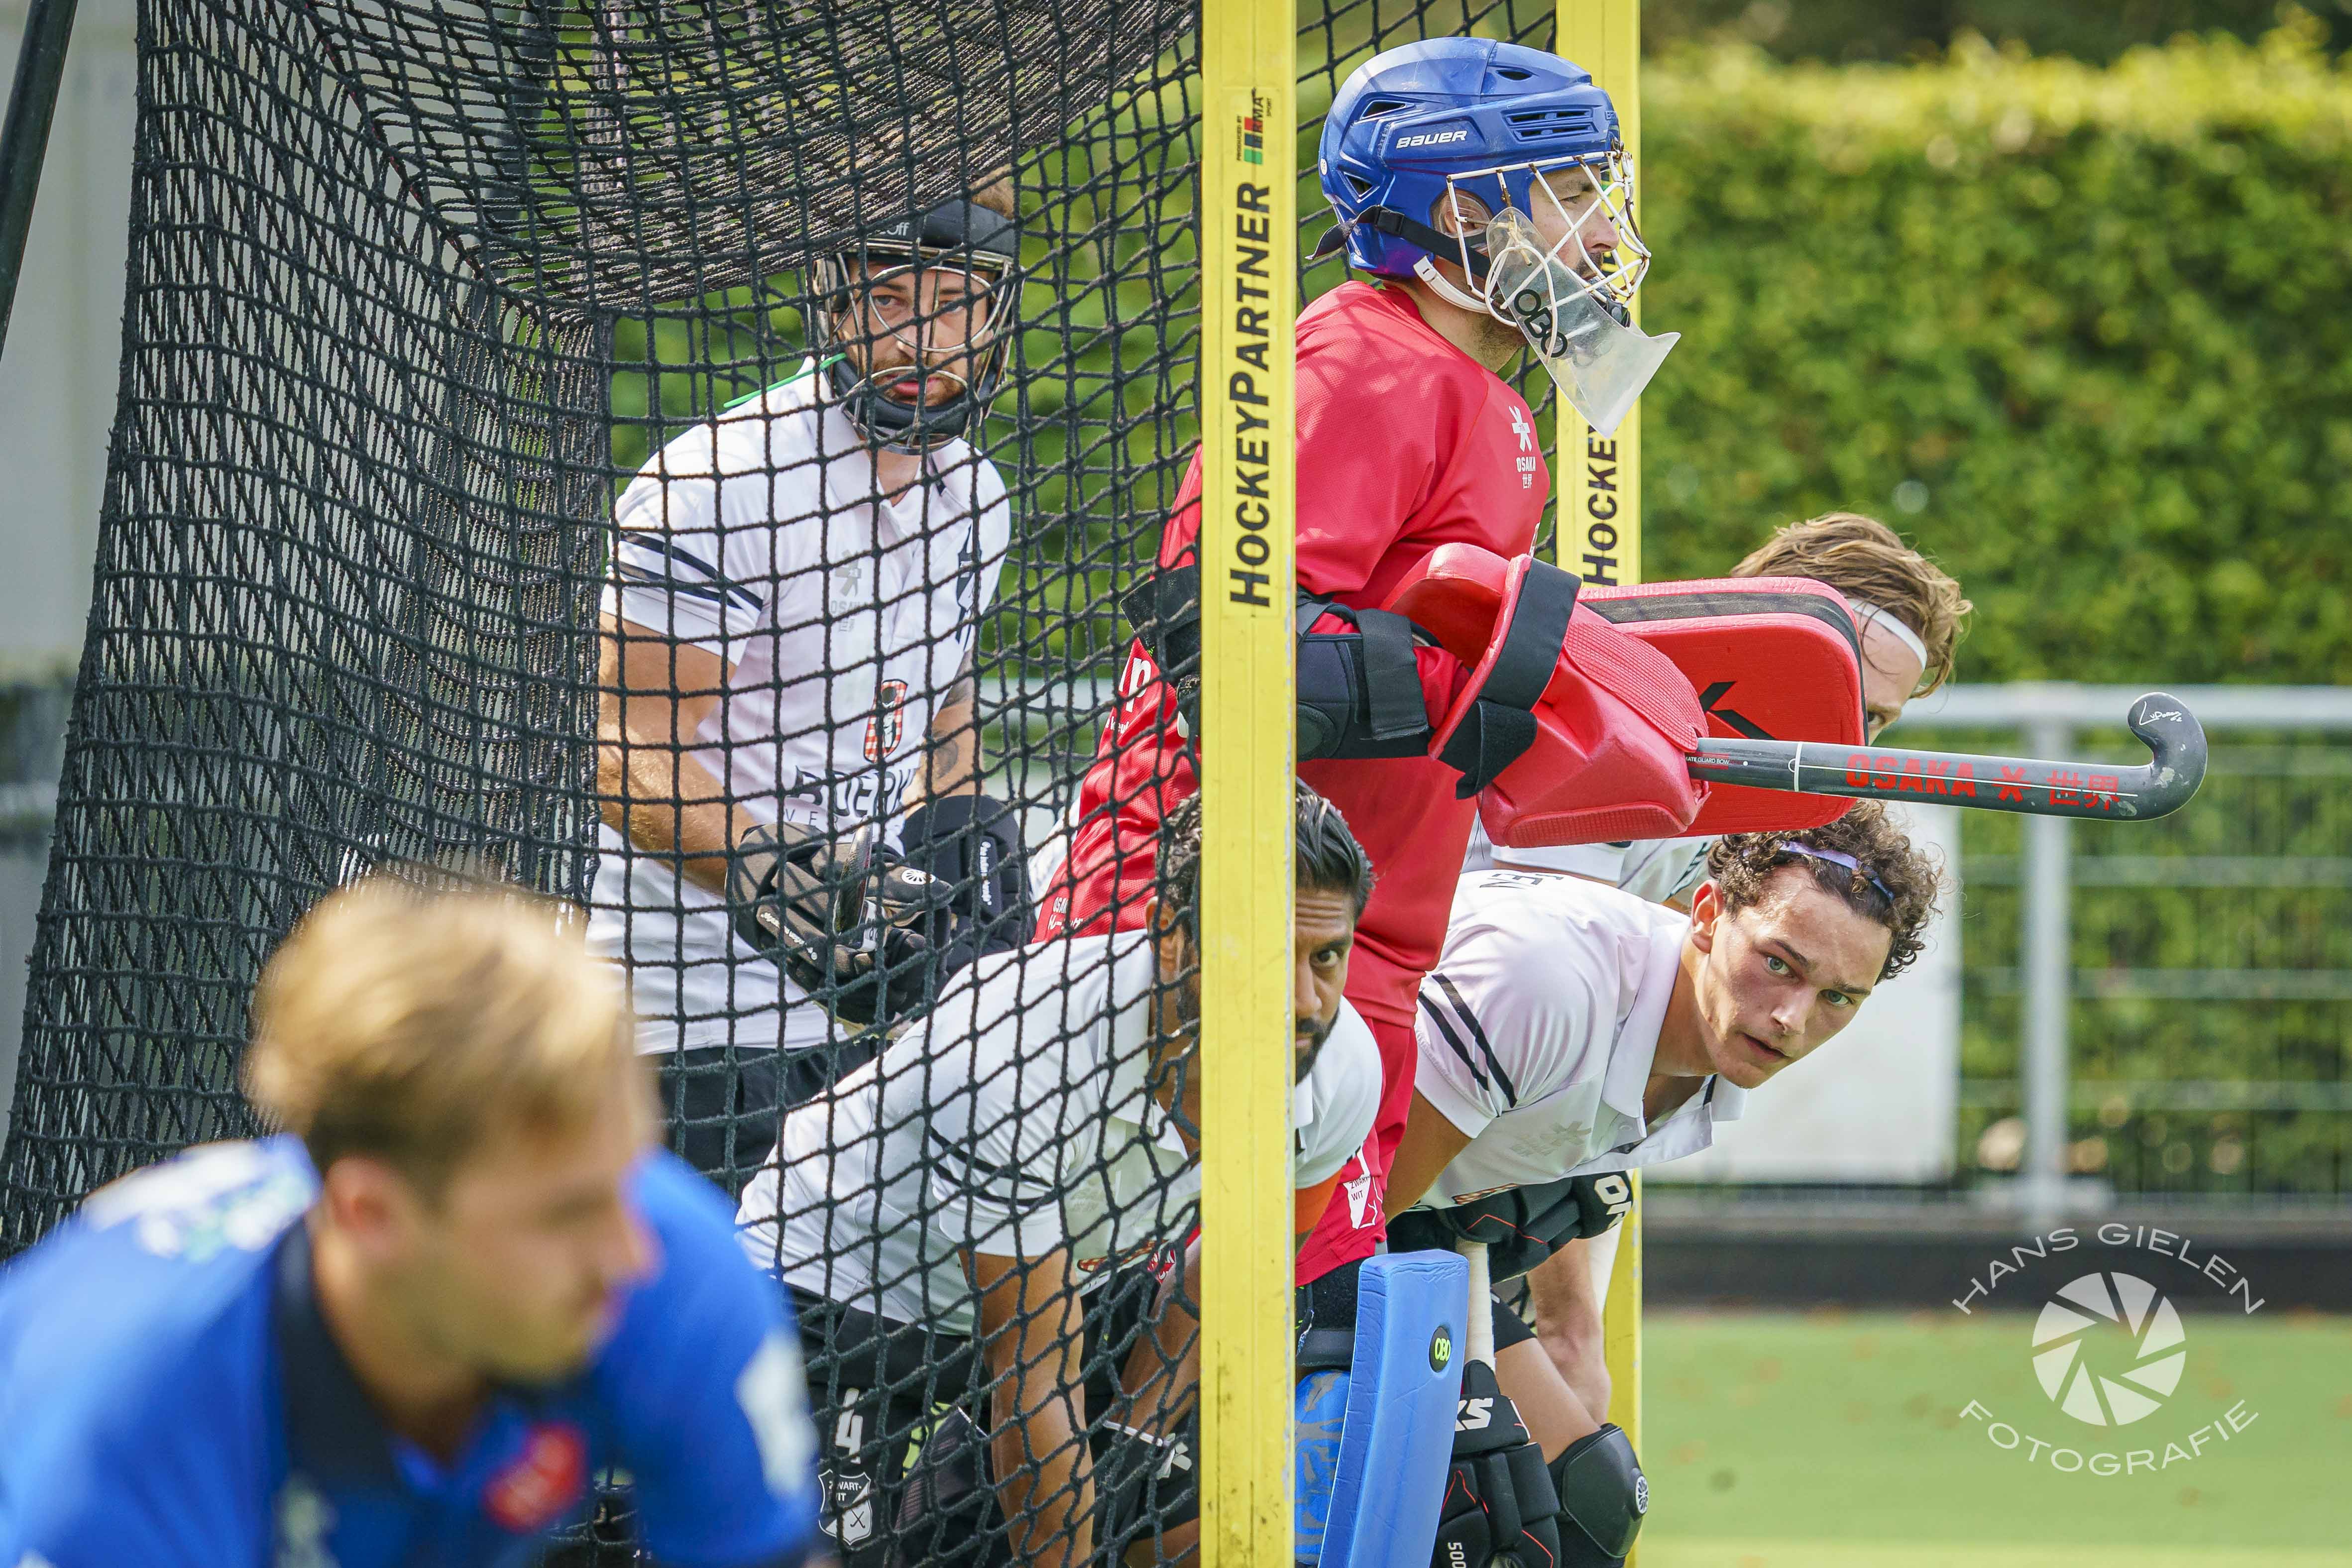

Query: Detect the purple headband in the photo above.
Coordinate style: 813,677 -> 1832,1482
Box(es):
1777,842 -> 1894,904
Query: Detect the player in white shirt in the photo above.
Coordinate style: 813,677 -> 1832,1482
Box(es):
1462,511 -> 1973,907
1388,804 -> 1945,1568
738,785 -> 1381,1568
593,196 -> 1028,1185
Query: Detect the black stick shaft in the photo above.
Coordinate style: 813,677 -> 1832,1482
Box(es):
1686,692 -> 2207,822
0,0 -> 81,362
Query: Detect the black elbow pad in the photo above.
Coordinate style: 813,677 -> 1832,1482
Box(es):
1121,564 -> 1433,758
1297,597 -> 1432,759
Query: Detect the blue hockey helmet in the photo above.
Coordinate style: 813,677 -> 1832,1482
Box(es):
1315,37 -> 1673,434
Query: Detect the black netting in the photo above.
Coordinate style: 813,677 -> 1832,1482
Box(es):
4,2 -> 1565,1564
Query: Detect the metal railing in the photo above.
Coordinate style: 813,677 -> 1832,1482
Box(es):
1902,684 -> 2352,1218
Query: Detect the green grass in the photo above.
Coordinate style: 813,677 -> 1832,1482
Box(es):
1639,1308 -> 2352,1561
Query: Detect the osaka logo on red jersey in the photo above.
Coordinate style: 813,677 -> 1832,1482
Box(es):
484,1422 -> 588,1533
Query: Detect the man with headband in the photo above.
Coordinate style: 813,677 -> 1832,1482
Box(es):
1382,805 -> 1945,1568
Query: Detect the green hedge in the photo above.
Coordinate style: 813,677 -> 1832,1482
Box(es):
1632,27 -> 2352,1193
1637,22 -> 2352,684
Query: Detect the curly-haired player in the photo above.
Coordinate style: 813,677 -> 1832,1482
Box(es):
1380,804 -> 1944,1568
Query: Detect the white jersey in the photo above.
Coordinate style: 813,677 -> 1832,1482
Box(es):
587,362 -> 1011,1054
737,931 -> 1381,1335
1460,816 -> 1712,907
1409,872 -> 1745,1212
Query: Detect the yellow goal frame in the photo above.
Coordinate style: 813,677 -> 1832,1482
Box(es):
1556,4 -> 1647,1552
1196,5 -> 1646,1562
1197,1 -> 1299,1565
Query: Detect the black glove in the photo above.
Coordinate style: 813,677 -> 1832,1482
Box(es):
727,820 -> 953,1026
899,793 -> 1032,976
1387,1171 -> 1635,1284
1430,1359 -> 1561,1568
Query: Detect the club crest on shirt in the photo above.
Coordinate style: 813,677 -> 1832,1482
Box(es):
828,559 -> 868,609
483,1422 -> 588,1534
1342,1144 -> 1380,1231
864,679 -> 910,761
822,1465 -> 876,1547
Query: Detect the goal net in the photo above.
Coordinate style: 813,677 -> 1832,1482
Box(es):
1,1 -> 1570,1563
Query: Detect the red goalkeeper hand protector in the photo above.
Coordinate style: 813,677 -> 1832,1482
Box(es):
1579,575 -> 1865,835
1386,546 -> 1707,849
1387,548 -> 1869,848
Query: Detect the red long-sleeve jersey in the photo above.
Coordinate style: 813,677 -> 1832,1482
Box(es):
1038,280 -> 1551,1281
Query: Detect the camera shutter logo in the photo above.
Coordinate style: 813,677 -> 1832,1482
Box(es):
2030,1271 -> 2187,1427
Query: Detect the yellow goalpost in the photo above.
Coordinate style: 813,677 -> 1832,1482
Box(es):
1555,3 -> 1648,1551
1196,0 -> 1299,1563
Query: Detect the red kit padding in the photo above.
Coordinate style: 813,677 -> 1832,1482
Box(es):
1388,546 -> 1707,849
1579,575 -> 1865,835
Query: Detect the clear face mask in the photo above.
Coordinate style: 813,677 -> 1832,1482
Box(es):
822,257 -> 1010,395
1474,167 -> 1678,436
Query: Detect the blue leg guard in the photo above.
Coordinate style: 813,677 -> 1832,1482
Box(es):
1294,1252 -> 1468,1568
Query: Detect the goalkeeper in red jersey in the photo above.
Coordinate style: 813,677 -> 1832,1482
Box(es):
1037,35 -> 1679,1287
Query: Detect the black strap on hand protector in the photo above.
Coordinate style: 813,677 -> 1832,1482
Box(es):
900,793 -> 1031,977
1435,559 -> 1580,797
1121,560 -> 1430,757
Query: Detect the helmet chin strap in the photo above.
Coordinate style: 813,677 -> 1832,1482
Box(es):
1410,252 -> 1497,318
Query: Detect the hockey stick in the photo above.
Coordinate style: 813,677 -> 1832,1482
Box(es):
1459,1240 -> 1495,1366
0,0 -> 79,359
1685,691 -> 2206,822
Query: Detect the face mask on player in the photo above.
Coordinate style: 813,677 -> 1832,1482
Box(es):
813,250 -> 1016,452
1438,157 -> 1677,436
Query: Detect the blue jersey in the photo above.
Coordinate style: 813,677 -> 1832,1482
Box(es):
0,1137 -> 821,1568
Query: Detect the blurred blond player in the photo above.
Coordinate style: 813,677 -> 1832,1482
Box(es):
0,875 -> 821,1568
1466,511 -> 1972,903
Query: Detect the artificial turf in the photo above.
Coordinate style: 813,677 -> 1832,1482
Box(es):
1638,1307 -> 2352,1561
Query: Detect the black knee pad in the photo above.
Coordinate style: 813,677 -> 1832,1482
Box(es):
1548,1423 -> 1648,1567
